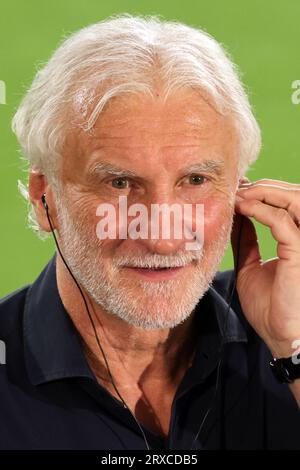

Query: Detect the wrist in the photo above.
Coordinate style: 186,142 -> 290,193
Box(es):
268,338 -> 300,385
267,337 -> 300,359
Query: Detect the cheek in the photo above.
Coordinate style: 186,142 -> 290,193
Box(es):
94,201 -> 126,252
203,198 -> 231,241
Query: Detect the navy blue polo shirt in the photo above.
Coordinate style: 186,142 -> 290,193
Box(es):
0,254 -> 299,450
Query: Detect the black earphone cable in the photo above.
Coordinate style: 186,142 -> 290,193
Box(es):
42,195 -> 151,450
42,194 -> 242,451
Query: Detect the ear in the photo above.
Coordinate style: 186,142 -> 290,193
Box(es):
28,171 -> 59,232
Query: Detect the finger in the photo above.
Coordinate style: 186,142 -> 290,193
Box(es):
235,198 -> 300,251
231,212 -> 261,272
240,178 -> 300,190
236,185 -> 300,227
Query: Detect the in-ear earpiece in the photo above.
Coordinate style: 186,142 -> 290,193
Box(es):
41,193 -> 48,210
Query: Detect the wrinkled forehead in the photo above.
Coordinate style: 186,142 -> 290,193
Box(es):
61,87 -> 238,175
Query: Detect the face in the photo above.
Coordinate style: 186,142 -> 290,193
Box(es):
54,88 -> 239,329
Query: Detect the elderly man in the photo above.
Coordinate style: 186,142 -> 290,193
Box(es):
0,14 -> 299,451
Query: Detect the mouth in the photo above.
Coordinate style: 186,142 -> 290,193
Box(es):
122,265 -> 188,281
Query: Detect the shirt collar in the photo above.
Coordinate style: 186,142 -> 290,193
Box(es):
23,254 -> 94,385
23,254 -> 247,386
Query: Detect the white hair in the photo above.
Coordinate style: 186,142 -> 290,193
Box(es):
12,13 -> 261,236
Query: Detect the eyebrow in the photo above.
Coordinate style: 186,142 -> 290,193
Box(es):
87,158 -> 225,179
88,162 -> 139,178
180,160 -> 225,176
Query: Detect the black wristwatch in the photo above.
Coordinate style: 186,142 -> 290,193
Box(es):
270,355 -> 300,384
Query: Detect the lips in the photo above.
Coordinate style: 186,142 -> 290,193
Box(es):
123,265 -> 186,280
134,266 -> 176,270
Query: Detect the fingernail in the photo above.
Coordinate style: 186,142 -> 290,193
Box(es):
239,176 -> 251,184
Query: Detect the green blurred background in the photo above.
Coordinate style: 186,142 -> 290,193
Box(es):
0,0 -> 299,296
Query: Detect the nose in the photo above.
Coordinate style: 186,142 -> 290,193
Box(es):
137,237 -> 186,255
127,191 -> 201,255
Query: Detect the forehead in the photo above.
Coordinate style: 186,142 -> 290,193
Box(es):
62,88 -> 238,173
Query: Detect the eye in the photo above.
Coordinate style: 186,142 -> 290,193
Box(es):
188,174 -> 206,185
111,177 -> 130,189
